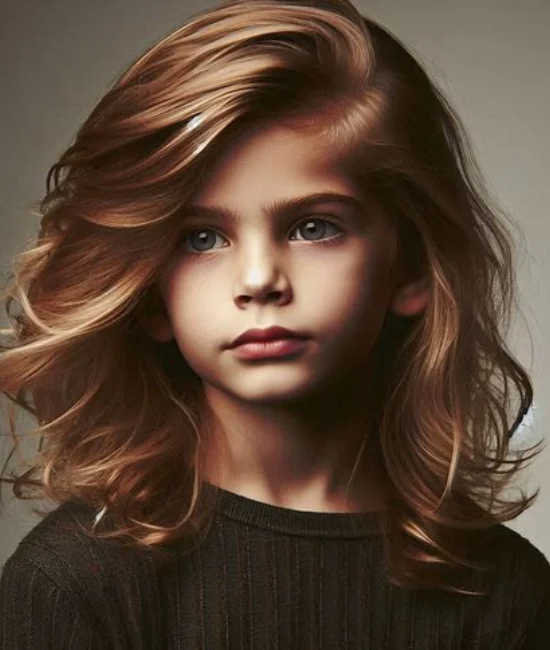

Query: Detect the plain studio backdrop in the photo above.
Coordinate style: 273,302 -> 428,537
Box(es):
0,0 -> 548,568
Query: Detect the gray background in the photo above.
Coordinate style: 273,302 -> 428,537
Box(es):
1,0 -> 548,568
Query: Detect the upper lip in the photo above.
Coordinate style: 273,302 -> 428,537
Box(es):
228,326 -> 308,348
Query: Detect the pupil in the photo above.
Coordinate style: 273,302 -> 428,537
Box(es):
304,220 -> 324,239
192,231 -> 213,250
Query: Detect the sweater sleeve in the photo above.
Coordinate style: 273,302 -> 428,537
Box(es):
519,571 -> 550,650
0,554 -> 111,650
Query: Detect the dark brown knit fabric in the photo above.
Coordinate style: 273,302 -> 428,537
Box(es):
1,487 -> 549,649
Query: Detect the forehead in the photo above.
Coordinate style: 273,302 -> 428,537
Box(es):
190,122 -> 361,208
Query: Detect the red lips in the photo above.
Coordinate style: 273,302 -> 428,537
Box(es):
228,326 -> 307,348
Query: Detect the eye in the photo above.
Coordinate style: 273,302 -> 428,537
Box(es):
290,217 -> 342,242
180,216 -> 343,254
182,229 -> 226,253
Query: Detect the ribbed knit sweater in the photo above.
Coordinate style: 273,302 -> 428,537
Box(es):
1,486 -> 549,649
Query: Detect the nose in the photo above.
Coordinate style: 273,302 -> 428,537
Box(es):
234,251 -> 291,307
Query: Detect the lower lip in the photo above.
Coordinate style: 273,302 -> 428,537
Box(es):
231,338 -> 308,360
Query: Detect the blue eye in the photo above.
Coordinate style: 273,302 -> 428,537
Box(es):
181,217 -> 343,254
293,218 -> 341,242
184,229 -> 223,253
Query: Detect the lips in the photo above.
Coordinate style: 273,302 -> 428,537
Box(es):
228,326 -> 307,348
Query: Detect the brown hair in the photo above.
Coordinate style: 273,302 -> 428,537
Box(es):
0,0 -> 544,594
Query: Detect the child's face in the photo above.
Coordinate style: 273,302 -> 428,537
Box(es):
151,122 -> 425,403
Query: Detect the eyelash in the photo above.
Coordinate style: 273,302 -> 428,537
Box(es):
178,216 -> 344,255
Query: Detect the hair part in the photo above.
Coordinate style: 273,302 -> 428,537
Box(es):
0,0 -> 544,594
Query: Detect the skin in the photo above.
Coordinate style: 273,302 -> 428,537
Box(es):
143,121 -> 429,512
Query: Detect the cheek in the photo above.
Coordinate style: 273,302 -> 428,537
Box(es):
304,242 -> 393,325
161,266 -> 223,353
322,258 -> 395,372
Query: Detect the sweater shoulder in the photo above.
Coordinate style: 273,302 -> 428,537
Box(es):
1,502 -> 172,649
475,524 -> 550,635
488,525 -> 550,645
2,501 -> 166,596
485,523 -> 550,578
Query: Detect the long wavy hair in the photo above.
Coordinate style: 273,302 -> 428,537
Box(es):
0,0 -> 544,594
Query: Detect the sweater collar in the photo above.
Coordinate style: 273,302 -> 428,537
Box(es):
207,482 -> 388,539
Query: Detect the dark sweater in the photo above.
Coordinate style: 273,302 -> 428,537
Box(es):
1,486 -> 549,649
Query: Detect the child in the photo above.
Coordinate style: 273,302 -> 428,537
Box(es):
1,0 -> 548,647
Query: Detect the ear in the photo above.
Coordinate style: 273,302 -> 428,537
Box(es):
389,276 -> 430,317
136,285 -> 174,343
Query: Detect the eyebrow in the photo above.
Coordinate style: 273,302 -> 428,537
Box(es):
183,191 -> 365,222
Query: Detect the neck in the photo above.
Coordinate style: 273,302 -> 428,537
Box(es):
198,362 -> 390,513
